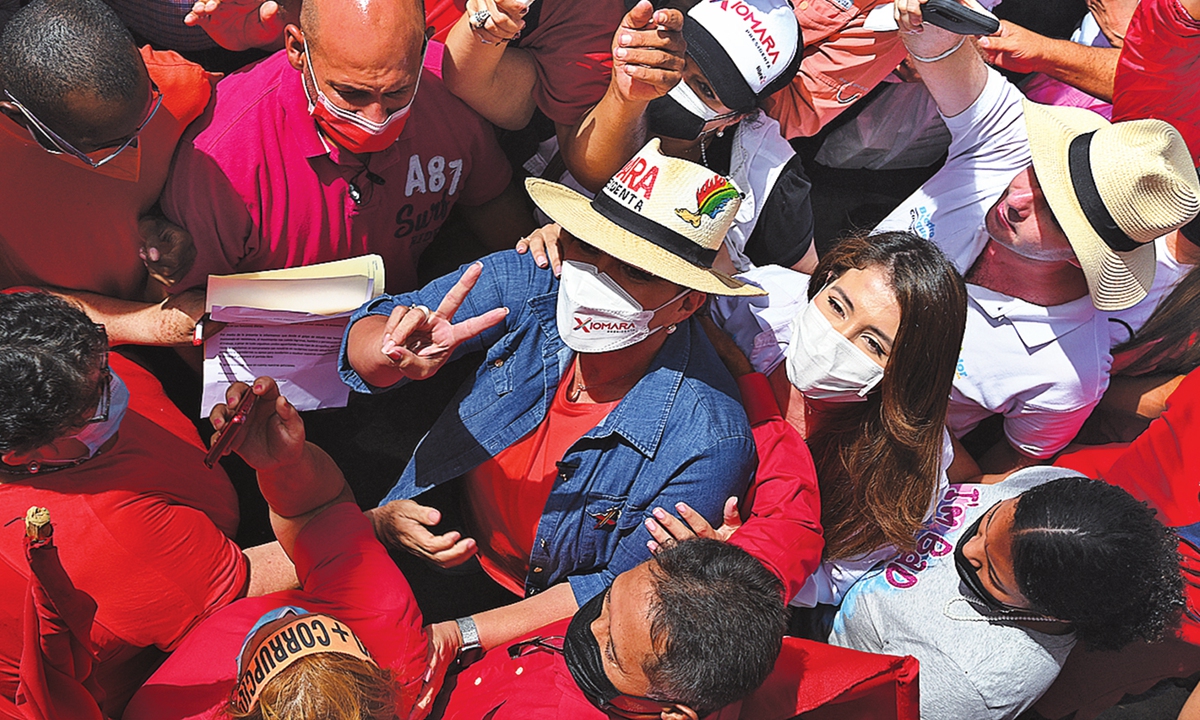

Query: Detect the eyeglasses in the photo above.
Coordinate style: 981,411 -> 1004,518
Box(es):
84,324 -> 111,424
507,635 -> 565,659
3,81 -> 162,168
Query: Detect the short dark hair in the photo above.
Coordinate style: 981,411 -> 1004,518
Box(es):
1012,476 -> 1185,651
0,292 -> 108,455
0,0 -> 142,134
644,539 -> 787,717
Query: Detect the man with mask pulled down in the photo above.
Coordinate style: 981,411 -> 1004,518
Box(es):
161,0 -> 534,296
0,0 -> 216,346
341,140 -> 762,714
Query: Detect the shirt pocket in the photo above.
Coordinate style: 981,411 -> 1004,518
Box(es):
483,335 -> 517,396
574,490 -> 632,568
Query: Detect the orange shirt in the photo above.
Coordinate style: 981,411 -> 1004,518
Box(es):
465,363 -> 618,596
0,47 -> 214,300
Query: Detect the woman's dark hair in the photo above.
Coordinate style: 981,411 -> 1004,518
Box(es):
644,539 -> 788,717
804,232 -> 968,559
0,292 -> 109,454
1112,263 -> 1200,376
1012,476 -> 1184,651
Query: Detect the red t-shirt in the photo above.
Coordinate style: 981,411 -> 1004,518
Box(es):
727,373 -> 825,602
0,47 -> 214,299
466,363 -> 618,595
422,0 -> 622,126
124,503 -> 428,720
1113,0 -> 1200,165
0,353 -> 244,718
164,43 -> 511,295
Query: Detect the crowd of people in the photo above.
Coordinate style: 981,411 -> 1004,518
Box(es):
0,0 -> 1198,717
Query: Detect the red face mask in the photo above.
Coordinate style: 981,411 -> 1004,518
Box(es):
302,39 -> 420,154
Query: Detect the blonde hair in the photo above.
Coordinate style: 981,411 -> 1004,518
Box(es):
225,652 -> 398,720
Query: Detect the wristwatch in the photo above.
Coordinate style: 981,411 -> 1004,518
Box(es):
455,616 -> 484,669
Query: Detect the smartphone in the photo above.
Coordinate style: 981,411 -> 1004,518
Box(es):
922,0 -> 999,35
204,389 -> 257,469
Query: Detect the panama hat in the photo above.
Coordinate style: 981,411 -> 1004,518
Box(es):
1023,99 -> 1200,311
526,139 -> 765,296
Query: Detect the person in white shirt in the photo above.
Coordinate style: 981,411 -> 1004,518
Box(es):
876,0 -> 1200,474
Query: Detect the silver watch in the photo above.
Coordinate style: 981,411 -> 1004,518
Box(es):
455,616 -> 484,668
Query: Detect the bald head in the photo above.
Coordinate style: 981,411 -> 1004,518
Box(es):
286,0 -> 426,123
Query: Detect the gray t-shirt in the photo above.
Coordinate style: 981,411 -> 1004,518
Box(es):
828,468 -> 1079,720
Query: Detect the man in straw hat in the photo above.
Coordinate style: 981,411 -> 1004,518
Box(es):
876,0 -> 1200,476
340,139 -> 766,712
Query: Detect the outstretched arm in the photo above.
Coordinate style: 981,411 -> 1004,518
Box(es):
893,0 -> 990,118
978,21 -> 1119,102
211,377 -> 353,558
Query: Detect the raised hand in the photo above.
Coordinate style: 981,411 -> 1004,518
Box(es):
462,0 -> 528,46
209,376 -> 304,472
514,222 -> 565,276
184,0 -> 288,51
378,262 -> 509,381
138,214 -> 196,287
611,0 -> 686,104
367,499 -> 478,567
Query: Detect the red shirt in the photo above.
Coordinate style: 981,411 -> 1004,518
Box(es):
0,47 -> 214,299
466,363 -> 618,595
1113,0 -> 1200,164
727,373 -> 825,601
422,0 -> 622,126
163,43 -> 510,295
123,503 -> 427,720
0,353 -> 244,718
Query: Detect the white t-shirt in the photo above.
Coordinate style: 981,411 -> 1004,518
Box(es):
950,284 -> 1112,458
1104,235 -> 1196,348
711,265 -> 953,606
829,467 -> 1079,720
874,69 -> 1030,274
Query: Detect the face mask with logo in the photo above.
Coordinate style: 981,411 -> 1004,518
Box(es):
557,260 -> 689,354
785,297 -> 885,402
302,38 -> 419,154
646,80 -> 739,142
71,370 -> 129,457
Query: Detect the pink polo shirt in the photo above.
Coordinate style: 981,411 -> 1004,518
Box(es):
164,43 -> 510,294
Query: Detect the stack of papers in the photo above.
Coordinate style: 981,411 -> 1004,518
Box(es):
201,255 -> 385,416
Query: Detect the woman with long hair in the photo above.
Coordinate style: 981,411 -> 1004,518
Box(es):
654,231 -> 969,605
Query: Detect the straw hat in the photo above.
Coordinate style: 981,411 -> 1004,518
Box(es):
526,140 -> 765,296
1023,100 -> 1200,311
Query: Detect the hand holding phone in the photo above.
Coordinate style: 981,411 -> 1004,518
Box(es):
204,388 -> 257,468
921,0 -> 999,35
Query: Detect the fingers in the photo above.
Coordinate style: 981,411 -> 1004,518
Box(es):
649,506 -> 698,542
382,304 -> 410,345
210,380 -> 252,430
429,537 -> 479,567
621,0 -> 655,30
435,262 -> 484,319
446,306 -> 509,349
721,496 -> 742,528
674,501 -> 717,538
894,0 -> 926,32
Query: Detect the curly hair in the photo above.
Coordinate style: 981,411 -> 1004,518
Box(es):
0,292 -> 108,455
1012,476 -> 1185,651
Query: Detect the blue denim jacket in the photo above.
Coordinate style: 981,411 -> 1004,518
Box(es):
339,250 -> 756,604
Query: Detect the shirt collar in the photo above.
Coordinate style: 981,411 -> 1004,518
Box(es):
968,284 -> 1098,350
527,291 -> 693,458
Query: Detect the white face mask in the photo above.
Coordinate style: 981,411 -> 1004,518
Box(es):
785,298 -> 885,402
556,260 -> 689,354
71,370 -> 129,457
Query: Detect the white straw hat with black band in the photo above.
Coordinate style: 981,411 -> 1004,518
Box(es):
527,139 -> 766,296
1024,100 -> 1200,311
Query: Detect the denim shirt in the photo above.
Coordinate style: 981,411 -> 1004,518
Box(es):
339,250 -> 756,604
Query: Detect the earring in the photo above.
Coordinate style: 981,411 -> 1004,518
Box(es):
26,461 -> 40,474
716,128 -> 724,138
666,324 -> 677,334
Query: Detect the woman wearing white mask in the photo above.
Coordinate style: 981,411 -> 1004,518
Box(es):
341,141 -> 765,706
523,0 -> 815,274
650,232 -> 969,608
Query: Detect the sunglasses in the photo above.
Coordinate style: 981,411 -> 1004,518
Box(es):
4,81 -> 162,168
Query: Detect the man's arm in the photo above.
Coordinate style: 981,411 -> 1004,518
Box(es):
978,21 -> 1119,102
558,1 -> 685,193
893,0 -> 990,117
50,287 -> 207,347
441,0 -> 538,130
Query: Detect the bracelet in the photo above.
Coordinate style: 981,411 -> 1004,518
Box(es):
910,36 -> 966,63
454,616 -> 484,669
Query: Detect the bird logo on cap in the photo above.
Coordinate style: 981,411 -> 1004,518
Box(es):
676,175 -> 741,228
